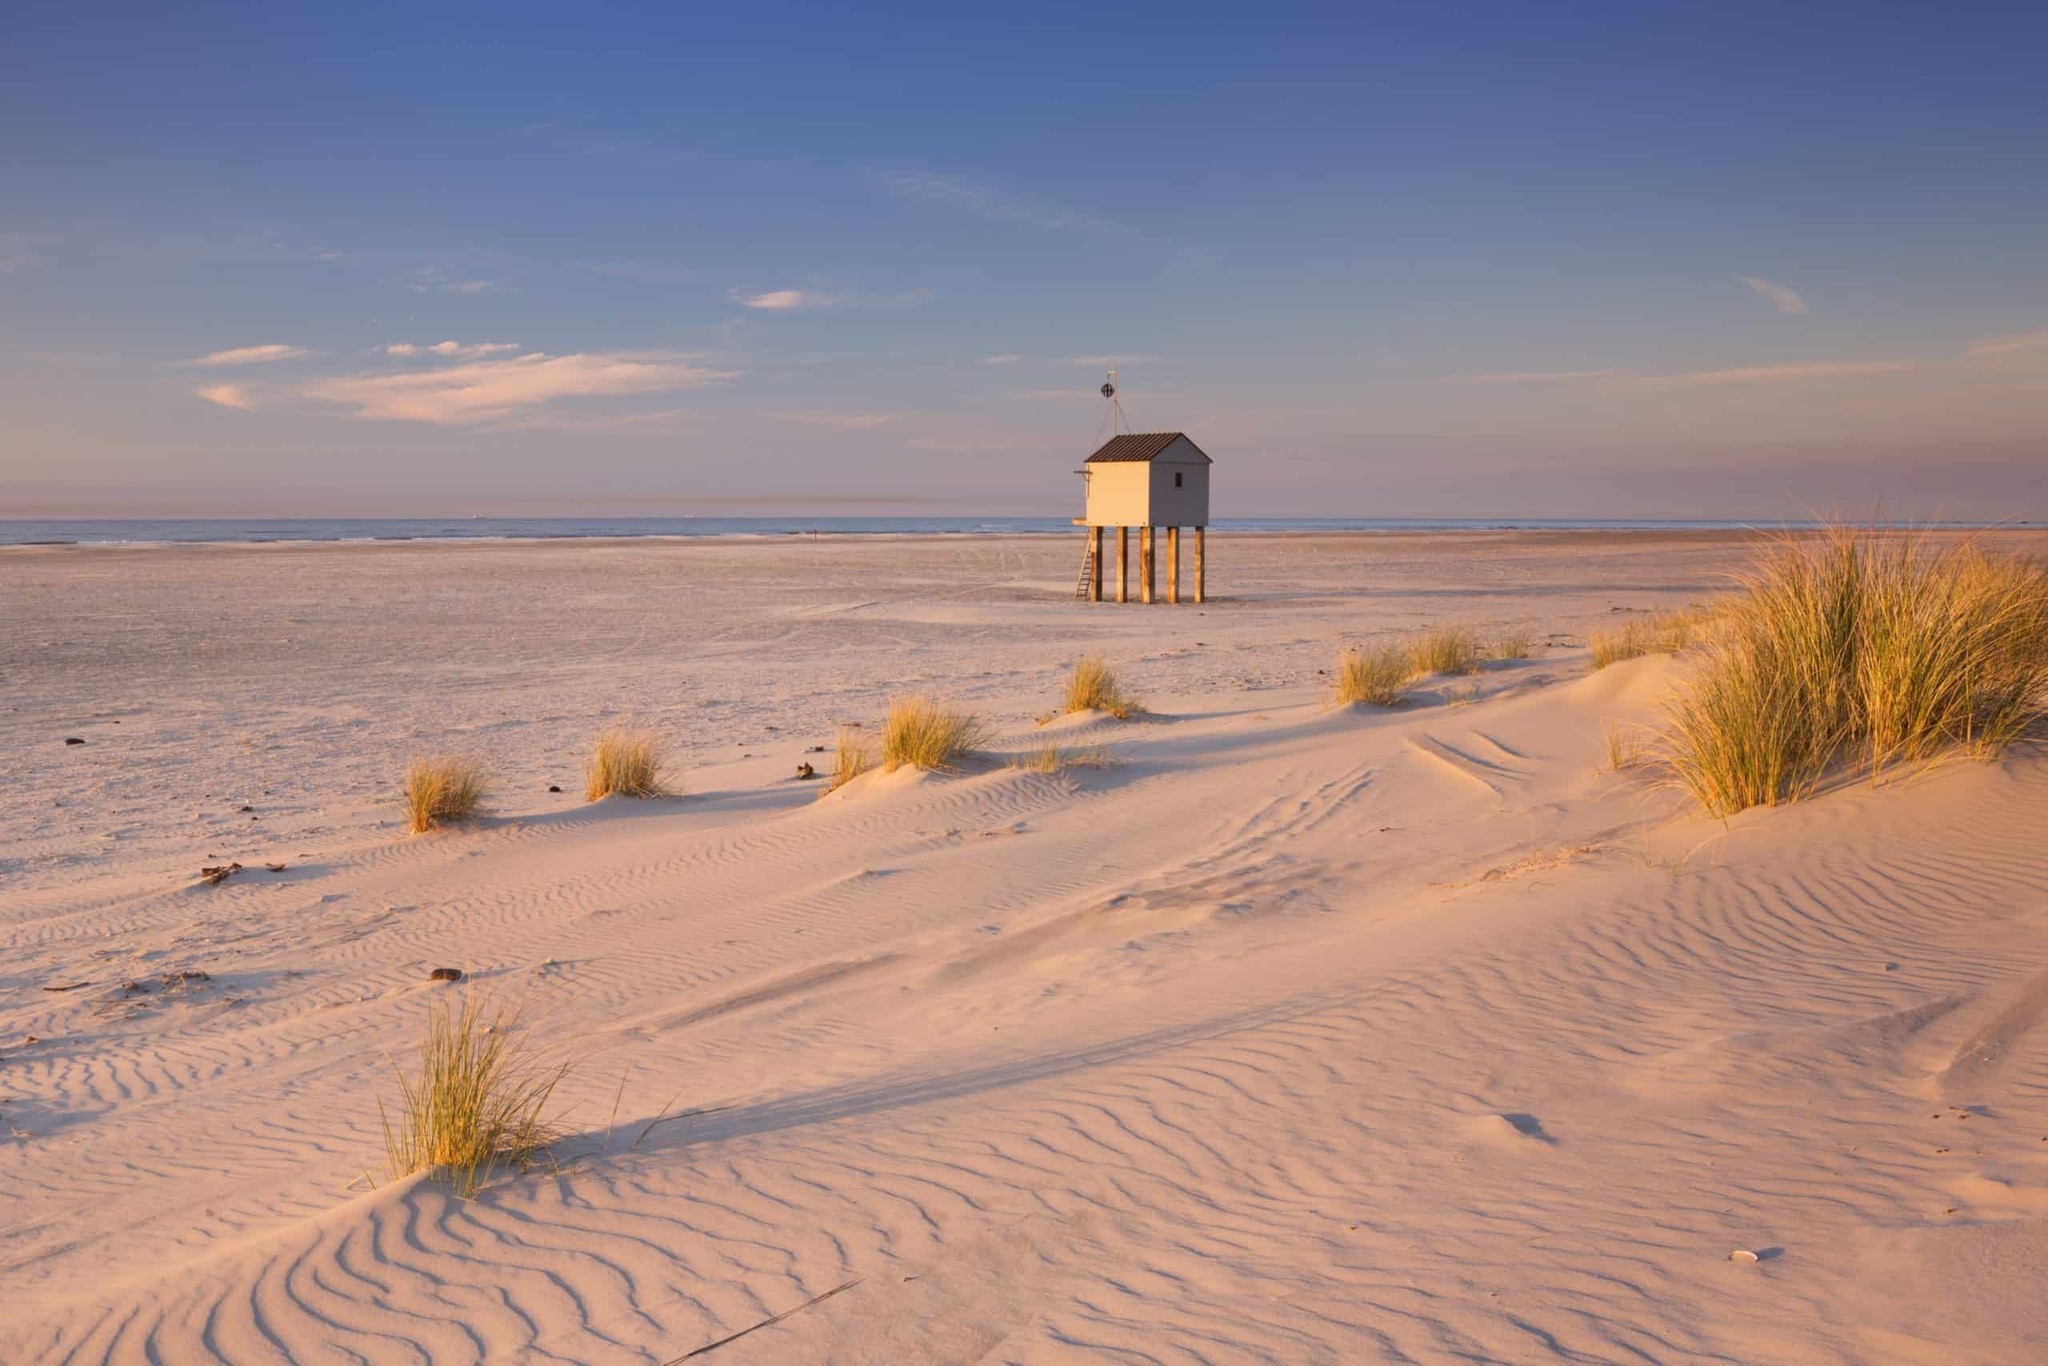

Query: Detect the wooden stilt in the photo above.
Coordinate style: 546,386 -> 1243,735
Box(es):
1088,525 -> 1103,602
1117,526 -> 1129,603
1194,526 -> 1206,603
1167,526 -> 1180,604
1141,526 -> 1155,604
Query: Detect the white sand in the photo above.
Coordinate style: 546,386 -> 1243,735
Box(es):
4,530 -> 2047,1363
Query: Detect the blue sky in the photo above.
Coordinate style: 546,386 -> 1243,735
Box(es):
4,1 -> 2046,517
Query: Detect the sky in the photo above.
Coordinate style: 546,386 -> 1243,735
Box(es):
4,1 -> 2046,520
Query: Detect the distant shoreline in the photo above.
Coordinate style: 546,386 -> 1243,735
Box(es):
1,514 -> 2029,548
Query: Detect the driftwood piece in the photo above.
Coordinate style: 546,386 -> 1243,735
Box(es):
199,862 -> 243,886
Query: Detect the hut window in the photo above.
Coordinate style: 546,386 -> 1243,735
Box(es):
1175,471 -> 1184,488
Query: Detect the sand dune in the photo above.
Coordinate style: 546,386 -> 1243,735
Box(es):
4,532 -> 2046,1362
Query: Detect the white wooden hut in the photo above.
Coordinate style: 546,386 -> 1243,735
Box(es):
1074,431 -> 1212,603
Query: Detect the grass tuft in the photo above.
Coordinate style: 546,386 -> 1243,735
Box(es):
380,995 -> 569,1198
880,696 -> 988,772
1603,722 -> 1647,773
1333,644 -> 1414,706
1491,630 -> 1538,661
1590,609 -> 1707,670
585,728 -> 669,801
1662,528 -> 2048,816
1005,741 -> 1113,774
828,727 -> 874,792
1408,626 -> 1486,677
1062,657 -> 1142,719
403,756 -> 487,835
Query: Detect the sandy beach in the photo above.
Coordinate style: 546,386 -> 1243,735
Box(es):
5,529 -> 2048,1363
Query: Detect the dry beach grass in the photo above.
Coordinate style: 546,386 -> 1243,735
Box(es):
401,755 -> 487,835
380,995 -> 569,1198
1664,529 -> 2048,815
585,727 -> 669,800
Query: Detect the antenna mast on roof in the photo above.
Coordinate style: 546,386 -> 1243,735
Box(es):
1100,368 -> 1131,436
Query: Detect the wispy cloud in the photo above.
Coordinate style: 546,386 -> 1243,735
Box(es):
194,383 -> 256,409
1064,354 -> 1158,367
982,354 -> 1024,366
1456,359 -> 1910,385
1963,329 -> 2048,358
191,343 -> 309,366
767,411 -> 901,431
301,351 -> 734,424
1459,369 -> 1623,384
1740,275 -> 1808,315
1652,359 -> 1908,385
384,340 -> 523,360
735,288 -> 827,311
877,170 -> 1134,238
408,266 -> 505,295
0,254 -> 37,274
731,285 -> 933,312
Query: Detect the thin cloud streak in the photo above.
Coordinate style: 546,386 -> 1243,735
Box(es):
1651,359 -> 1909,385
1963,329 -> 2048,358
1740,275 -> 1809,315
731,286 -> 933,312
1461,369 -> 1622,383
191,343 -> 309,366
736,288 -> 818,311
877,170 -> 1134,238
194,383 -> 255,409
384,341 -> 522,359
1457,360 -> 1910,386
767,411 -> 901,431
301,351 -> 734,424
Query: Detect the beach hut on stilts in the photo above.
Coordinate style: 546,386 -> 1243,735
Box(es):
1073,371 -> 1211,604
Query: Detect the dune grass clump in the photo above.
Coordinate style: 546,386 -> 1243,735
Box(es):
403,756 -> 487,835
1006,741 -> 1113,775
1590,609 -> 1706,670
1408,626 -> 1485,678
585,728 -> 668,801
880,696 -> 989,773
1603,722 -> 1647,773
1663,529 -> 2048,816
828,727 -> 874,792
1334,643 -> 1415,707
1491,630 -> 1538,661
1062,657 -> 1142,719
381,995 -> 569,1198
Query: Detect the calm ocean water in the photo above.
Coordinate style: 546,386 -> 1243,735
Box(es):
0,515 -> 1971,546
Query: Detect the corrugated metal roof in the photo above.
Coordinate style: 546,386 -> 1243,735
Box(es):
1083,432 -> 1212,464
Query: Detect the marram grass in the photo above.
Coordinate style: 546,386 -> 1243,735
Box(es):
380,995 -> 569,1199
881,696 -> 988,772
1408,626 -> 1485,677
403,756 -> 487,835
828,727 -> 874,792
1662,528 -> 2048,816
585,728 -> 669,800
1590,609 -> 1708,670
1005,741 -> 1112,775
1334,644 -> 1414,707
1062,657 -> 1141,719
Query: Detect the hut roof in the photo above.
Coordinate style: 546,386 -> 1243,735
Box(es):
1083,432 -> 1211,464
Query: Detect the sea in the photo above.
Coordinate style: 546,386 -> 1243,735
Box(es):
0,516 -> 2002,547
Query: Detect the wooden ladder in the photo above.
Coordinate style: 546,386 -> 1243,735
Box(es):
1074,539 -> 1096,600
